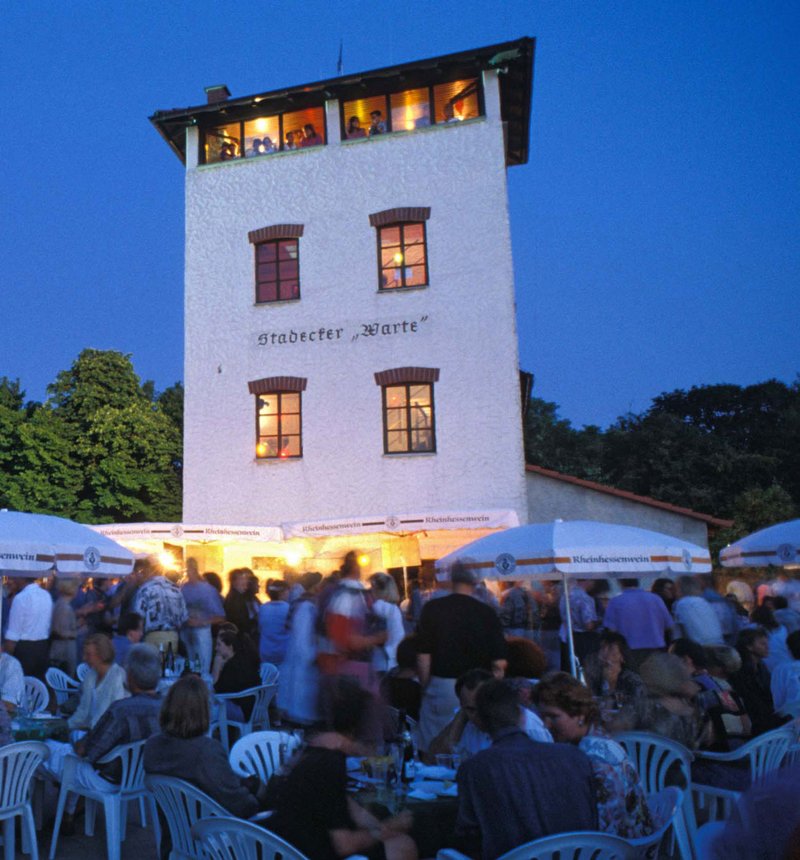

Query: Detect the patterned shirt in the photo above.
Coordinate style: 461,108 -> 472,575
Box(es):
133,576 -> 188,634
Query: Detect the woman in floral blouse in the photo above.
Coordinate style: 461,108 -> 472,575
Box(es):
535,672 -> 655,839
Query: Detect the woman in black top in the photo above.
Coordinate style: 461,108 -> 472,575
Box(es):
213,629 -> 261,720
267,678 -> 417,860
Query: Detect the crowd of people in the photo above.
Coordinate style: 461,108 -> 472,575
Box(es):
1,553 -> 799,859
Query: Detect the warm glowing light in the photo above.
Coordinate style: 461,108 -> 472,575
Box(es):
393,251 -> 404,265
255,118 -> 269,133
284,549 -> 303,567
357,554 -> 370,567
158,551 -> 178,570
256,442 -> 267,457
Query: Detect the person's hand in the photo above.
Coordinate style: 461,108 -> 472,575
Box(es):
381,810 -> 413,836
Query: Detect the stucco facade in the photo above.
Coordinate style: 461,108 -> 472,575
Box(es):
179,69 -> 528,526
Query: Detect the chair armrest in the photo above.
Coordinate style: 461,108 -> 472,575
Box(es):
436,851 -> 472,860
693,749 -> 742,763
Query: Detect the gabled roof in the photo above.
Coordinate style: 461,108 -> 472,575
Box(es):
150,37 -> 535,166
525,464 -> 733,528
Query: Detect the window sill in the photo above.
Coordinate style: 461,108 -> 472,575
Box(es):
198,145 -> 325,170
253,457 -> 302,465
377,285 -> 428,295
382,451 -> 437,458
254,297 -> 301,307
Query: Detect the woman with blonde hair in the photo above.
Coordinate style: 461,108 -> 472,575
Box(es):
68,633 -> 127,731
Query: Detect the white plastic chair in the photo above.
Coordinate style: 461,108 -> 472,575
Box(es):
229,730 -> 302,782
0,741 -> 49,860
193,816 -> 308,860
691,725 -> 795,820
437,831 -> 636,859
146,775 -> 228,860
615,731 -> 696,859
23,676 -> 49,714
76,662 -> 91,683
259,662 -> 279,685
627,787 -> 689,859
214,683 -> 277,753
45,666 -> 80,708
49,740 -> 160,860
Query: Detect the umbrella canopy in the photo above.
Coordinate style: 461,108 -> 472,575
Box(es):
720,518 -> 800,568
0,510 -> 135,578
435,519 -> 712,580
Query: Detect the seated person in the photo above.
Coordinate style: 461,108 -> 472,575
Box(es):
69,633 -> 128,731
212,629 -> 260,720
266,677 -> 417,860
454,680 -> 597,860
428,668 -> 551,761
112,612 -> 143,669
583,630 -> 646,708
144,675 -> 263,819
369,110 -> 386,136
284,131 -> 297,150
346,116 -> 366,139
731,627 -> 790,736
504,636 -> 547,707
380,635 -> 422,721
48,644 -> 163,835
300,123 -> 323,147
0,645 -> 24,712
262,136 -> 276,153
535,672 -> 654,839
771,629 -> 800,714
705,645 -> 751,744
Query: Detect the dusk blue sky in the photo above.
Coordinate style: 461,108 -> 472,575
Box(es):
2,1 -> 798,429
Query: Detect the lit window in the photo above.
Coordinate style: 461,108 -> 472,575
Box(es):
390,87 -> 430,132
255,391 -> 302,460
433,79 -> 480,123
377,223 -> 428,290
382,383 -> 435,454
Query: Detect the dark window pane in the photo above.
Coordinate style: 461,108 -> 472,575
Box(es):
279,260 -> 298,279
258,244 -> 277,262
257,283 -> 277,303
280,280 -> 300,300
257,262 -> 277,281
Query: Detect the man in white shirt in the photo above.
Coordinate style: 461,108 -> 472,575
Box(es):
429,669 -> 552,760
4,580 -> 53,679
0,648 -> 24,711
673,575 -> 723,646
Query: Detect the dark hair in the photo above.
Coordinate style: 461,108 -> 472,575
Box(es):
203,572 -> 223,593
84,633 -> 115,664
599,629 -> 631,665
455,668 -> 492,698
476,680 -> 521,737
787,630 -> 800,661
160,675 -> 209,738
670,637 -> 708,669
534,672 -> 599,725
750,605 -> 778,631
772,595 -> 789,611
217,629 -> 244,653
325,677 -> 372,736
736,626 -> 768,659
505,637 -> 547,679
395,635 -> 417,671
266,579 -> 289,600
118,612 -> 143,637
652,578 -> 674,596
450,560 -> 478,586
620,578 -> 639,589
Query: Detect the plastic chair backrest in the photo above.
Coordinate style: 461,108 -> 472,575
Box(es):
741,726 -> 794,780
45,667 -> 80,705
192,816 -> 309,860
0,741 -> 49,810
624,786 -> 682,855
615,732 -> 693,793
229,731 -> 301,782
146,775 -> 228,859
76,662 -> 90,683
97,740 -> 147,794
497,831 -> 636,860
246,684 -> 278,731
259,663 -> 279,686
23,676 -> 49,714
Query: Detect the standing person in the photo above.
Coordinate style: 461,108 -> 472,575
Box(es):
112,612 -> 143,668
181,558 -> 225,674
224,568 -> 258,644
652,578 -> 677,613
278,572 -> 322,725
50,578 -> 79,677
132,557 -> 188,652
368,573 -> 405,674
4,577 -> 52,679
453,680 -> 596,860
603,578 -> 674,670
673,576 -> 724,646
415,561 -> 507,753
559,578 -> 599,670
258,579 -> 291,665
499,581 -> 533,639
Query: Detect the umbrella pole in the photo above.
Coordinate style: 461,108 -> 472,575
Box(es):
562,573 -> 578,679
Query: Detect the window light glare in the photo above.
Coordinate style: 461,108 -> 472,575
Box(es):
393,251 -> 404,265
256,442 -> 267,457
255,118 -> 269,133
357,553 -> 370,567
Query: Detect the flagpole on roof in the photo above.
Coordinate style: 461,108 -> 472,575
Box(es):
337,38 -> 343,75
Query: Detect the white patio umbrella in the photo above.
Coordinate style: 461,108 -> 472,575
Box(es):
720,518 -> 800,568
435,519 -> 712,676
0,510 -> 135,578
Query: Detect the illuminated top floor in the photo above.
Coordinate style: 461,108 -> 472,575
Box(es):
150,37 -> 534,168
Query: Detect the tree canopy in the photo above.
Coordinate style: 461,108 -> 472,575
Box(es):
0,350 -> 182,523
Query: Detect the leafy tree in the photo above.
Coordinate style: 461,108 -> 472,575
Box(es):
157,382 -> 184,436
524,397 -> 604,481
